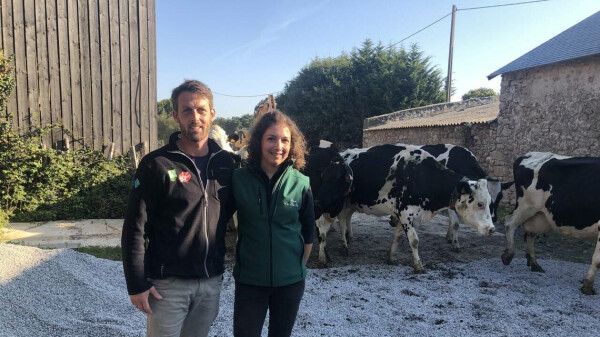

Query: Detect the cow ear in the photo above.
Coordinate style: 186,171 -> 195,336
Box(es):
344,164 -> 353,183
457,181 -> 472,195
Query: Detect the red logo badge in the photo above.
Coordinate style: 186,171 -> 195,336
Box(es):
178,171 -> 191,183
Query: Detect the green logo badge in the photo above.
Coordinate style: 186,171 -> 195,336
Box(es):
133,178 -> 140,188
168,169 -> 177,182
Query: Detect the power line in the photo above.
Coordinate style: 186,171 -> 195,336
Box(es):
212,90 -> 282,98
389,12 -> 452,48
214,0 -> 553,98
389,0 -> 553,48
458,0 -> 551,12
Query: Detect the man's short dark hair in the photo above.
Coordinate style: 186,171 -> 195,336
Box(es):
170,80 -> 213,113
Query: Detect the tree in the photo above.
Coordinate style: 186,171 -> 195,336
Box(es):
461,87 -> 498,100
213,114 -> 253,135
157,98 -> 173,115
277,40 -> 446,147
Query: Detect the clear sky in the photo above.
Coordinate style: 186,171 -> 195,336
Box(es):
155,0 -> 600,118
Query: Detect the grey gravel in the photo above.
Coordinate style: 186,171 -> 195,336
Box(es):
1,243 -> 599,337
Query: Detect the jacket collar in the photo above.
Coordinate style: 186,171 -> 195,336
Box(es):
167,131 -> 223,155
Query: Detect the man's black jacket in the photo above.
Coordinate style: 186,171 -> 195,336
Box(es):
122,132 -> 235,295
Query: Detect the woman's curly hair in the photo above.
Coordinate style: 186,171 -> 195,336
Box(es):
247,110 -> 307,170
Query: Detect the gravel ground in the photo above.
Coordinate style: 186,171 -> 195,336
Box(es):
1,241 -> 598,337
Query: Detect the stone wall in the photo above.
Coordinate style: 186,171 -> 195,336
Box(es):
363,54 -> 600,205
490,54 -> 600,204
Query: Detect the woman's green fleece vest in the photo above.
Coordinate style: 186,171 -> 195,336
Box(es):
232,165 -> 309,287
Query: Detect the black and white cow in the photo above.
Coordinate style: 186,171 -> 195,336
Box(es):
501,152 -> 600,295
318,144 -> 495,272
302,145 -> 353,221
408,144 -> 512,250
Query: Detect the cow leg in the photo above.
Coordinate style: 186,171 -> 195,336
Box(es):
387,222 -> 407,266
446,210 -> 461,251
337,205 -> 354,256
227,212 -> 238,232
406,223 -> 424,274
502,207 -> 537,265
581,225 -> 600,295
524,231 -> 545,273
316,214 -> 335,268
346,215 -> 355,243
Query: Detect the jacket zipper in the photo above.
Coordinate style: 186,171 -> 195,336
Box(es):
267,166 -> 288,287
168,148 -> 224,279
258,189 -> 263,215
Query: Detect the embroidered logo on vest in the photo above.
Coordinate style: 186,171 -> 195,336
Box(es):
283,199 -> 299,208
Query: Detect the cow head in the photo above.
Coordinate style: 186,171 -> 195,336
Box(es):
452,178 -> 495,236
304,146 -> 353,219
486,179 -> 514,223
313,159 -> 353,219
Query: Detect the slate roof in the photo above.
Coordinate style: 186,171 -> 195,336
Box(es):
488,10 -> 600,79
364,99 -> 499,130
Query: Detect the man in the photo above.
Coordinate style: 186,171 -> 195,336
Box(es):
122,80 -> 235,337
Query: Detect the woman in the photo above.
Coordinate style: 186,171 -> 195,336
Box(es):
232,110 -> 315,337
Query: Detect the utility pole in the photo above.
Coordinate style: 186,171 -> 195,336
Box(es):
446,4 -> 457,102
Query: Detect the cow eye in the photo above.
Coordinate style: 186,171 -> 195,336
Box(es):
477,202 -> 484,209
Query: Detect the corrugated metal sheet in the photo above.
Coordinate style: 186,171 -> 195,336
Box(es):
488,11 -> 600,79
364,100 -> 499,130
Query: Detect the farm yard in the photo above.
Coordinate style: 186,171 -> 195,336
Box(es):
1,213 -> 598,337
1,2 -> 600,337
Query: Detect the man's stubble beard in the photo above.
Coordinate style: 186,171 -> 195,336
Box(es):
181,121 -> 211,143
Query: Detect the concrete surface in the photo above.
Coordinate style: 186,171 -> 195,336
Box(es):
1,219 -> 123,248
0,214 -> 501,249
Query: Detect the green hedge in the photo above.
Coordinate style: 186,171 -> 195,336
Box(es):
0,50 -> 133,226
0,120 -> 134,222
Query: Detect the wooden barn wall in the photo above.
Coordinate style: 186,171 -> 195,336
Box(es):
0,0 -> 157,155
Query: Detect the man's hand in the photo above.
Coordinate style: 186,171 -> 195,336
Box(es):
129,286 -> 163,314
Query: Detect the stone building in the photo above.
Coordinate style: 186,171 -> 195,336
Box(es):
363,10 -> 600,205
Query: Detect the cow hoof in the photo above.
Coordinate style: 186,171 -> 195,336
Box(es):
317,260 -> 329,269
451,243 -> 462,252
501,251 -> 514,265
530,263 -> 545,273
341,246 -> 350,256
386,257 -> 399,265
581,279 -> 596,295
413,267 -> 425,274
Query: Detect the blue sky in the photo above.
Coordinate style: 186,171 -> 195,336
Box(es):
155,0 -> 600,118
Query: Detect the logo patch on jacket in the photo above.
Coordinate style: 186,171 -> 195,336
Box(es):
283,199 -> 299,208
168,169 -> 177,181
178,171 -> 191,183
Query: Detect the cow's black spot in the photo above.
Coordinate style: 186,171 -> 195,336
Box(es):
538,157 -> 600,229
410,149 -> 422,156
420,144 -> 448,157
514,156 -> 535,200
468,196 -> 474,203
381,198 -> 387,203
347,145 -> 402,207
445,146 -> 486,178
